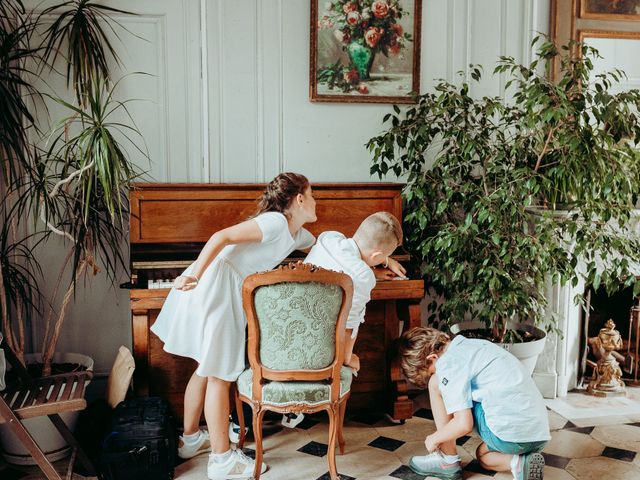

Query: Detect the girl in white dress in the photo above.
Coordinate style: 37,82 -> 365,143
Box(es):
151,173 -> 317,479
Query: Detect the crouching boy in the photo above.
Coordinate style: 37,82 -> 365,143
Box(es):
399,327 -> 550,480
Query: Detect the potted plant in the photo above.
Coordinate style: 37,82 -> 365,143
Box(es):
366,37 -> 640,371
0,0 -> 144,462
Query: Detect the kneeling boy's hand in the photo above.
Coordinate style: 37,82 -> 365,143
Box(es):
424,433 -> 440,453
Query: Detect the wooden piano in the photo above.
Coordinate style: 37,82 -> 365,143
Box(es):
127,183 -> 424,421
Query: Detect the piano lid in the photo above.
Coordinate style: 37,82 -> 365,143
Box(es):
130,183 -> 404,245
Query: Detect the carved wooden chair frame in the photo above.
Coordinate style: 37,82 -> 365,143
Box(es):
236,262 -> 353,480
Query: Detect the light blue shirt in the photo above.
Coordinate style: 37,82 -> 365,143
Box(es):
436,335 -> 551,443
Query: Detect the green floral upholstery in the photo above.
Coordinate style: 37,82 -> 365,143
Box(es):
237,366 -> 353,406
253,282 -> 343,370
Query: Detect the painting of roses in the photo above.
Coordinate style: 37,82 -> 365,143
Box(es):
310,0 -> 422,103
580,0 -> 640,19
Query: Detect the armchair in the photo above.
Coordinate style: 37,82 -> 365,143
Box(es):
236,262 -> 353,480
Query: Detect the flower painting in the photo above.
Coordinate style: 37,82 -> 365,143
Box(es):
310,0 -> 422,103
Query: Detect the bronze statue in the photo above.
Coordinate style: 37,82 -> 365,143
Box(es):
587,319 -> 626,397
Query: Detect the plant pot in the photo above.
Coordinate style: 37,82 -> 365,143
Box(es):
0,352 -> 94,465
450,321 -> 546,375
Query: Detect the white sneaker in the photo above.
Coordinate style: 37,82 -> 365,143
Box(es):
207,449 -> 268,479
228,419 -> 249,444
178,429 -> 211,459
281,413 -> 305,428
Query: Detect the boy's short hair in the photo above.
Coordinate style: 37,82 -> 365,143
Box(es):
399,327 -> 450,389
353,212 -> 402,252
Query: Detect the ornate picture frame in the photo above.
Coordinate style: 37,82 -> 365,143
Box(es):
309,0 -> 422,104
579,0 -> 640,21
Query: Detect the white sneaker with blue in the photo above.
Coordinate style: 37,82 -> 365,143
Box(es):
281,413 -> 305,428
409,450 -> 462,480
228,418 -> 249,444
511,452 -> 545,480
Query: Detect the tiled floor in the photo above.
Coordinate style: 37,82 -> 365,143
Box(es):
2,389 -> 640,479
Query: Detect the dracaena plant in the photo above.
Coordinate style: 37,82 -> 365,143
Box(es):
1,0 -> 145,375
367,37 -> 640,342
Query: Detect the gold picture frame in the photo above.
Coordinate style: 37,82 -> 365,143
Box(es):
579,0 -> 640,21
309,0 -> 422,104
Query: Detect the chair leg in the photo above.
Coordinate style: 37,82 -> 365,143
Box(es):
327,405 -> 339,480
48,414 -> 97,476
0,401 -> 62,480
337,397 -> 347,455
252,407 -> 266,480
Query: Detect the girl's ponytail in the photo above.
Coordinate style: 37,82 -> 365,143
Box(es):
255,172 -> 309,217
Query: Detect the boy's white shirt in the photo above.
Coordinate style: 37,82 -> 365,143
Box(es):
304,231 -> 376,338
436,335 -> 551,443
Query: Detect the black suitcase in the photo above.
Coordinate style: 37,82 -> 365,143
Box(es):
100,396 -> 176,480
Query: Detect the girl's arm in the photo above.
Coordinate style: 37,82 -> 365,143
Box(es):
175,219 -> 263,290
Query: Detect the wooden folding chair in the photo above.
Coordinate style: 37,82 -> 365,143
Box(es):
0,336 -> 97,480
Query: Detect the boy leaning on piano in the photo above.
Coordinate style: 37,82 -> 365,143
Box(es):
280,211 -> 406,428
229,211 -> 407,432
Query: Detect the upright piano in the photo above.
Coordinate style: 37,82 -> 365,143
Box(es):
127,183 -> 424,421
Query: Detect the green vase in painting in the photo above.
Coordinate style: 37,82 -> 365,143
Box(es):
347,41 -> 375,80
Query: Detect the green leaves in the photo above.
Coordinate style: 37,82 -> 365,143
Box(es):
41,0 -> 134,107
367,35 -> 640,338
42,77 -> 146,284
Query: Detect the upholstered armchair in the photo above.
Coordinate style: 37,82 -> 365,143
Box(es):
235,262 -> 353,480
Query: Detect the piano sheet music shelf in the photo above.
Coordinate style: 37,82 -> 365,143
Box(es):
128,183 -> 424,421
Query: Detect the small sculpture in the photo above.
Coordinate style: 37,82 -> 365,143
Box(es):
587,319 -> 626,397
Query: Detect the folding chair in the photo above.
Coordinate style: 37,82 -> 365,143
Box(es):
0,335 -> 96,480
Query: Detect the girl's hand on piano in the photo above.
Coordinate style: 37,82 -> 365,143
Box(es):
175,274 -> 199,290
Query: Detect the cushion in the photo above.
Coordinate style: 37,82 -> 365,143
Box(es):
237,366 -> 353,406
106,346 -> 135,408
253,282 -> 343,370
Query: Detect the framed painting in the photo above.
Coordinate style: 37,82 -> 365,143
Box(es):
579,0 -> 640,20
310,0 -> 422,104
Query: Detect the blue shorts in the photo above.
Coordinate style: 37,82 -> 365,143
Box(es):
472,402 -> 547,455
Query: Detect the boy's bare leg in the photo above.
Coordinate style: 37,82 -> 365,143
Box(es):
428,375 -> 457,456
205,376 -> 232,454
475,442 -> 512,472
183,370 -> 207,435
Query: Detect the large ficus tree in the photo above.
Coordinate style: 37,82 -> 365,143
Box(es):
368,38 -> 640,341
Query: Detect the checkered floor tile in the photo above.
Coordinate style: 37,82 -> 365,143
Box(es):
2,390 -> 640,479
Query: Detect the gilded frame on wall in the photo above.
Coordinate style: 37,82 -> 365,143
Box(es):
309,0 -> 422,104
579,0 -> 640,21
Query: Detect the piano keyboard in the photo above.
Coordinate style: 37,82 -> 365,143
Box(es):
148,279 -> 175,289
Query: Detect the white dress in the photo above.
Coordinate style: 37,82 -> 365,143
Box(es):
150,212 -> 315,380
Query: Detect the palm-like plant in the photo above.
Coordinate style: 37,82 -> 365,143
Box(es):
0,0 -> 144,374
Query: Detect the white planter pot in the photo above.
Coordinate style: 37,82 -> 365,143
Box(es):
450,321 -> 546,375
0,352 -> 94,465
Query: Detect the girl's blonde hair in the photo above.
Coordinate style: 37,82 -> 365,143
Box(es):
255,172 -> 309,217
398,327 -> 450,389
